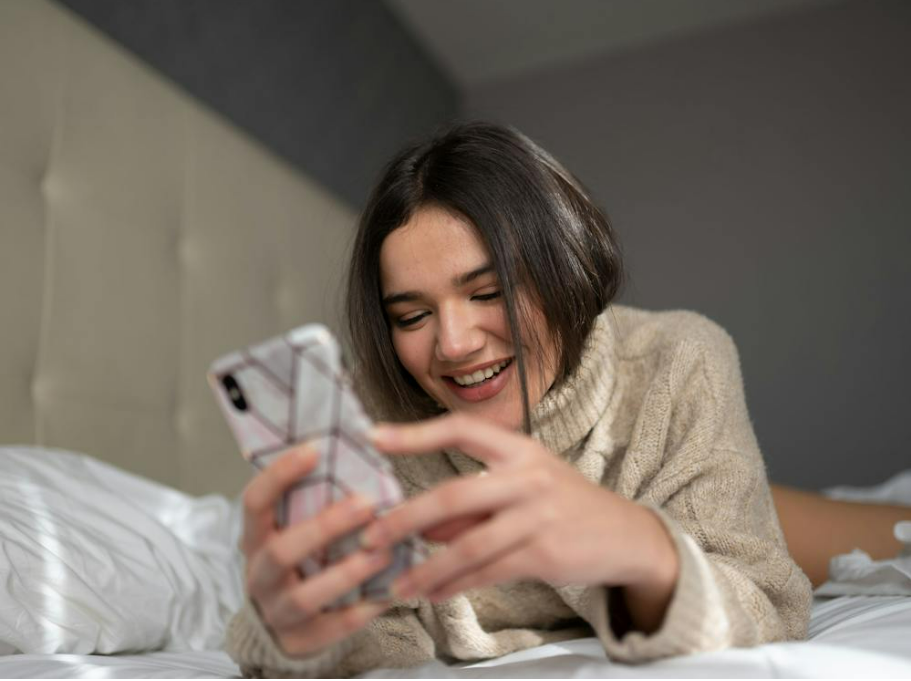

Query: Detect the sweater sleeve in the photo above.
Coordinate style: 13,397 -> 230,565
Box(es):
225,597 -> 436,678
565,318 -> 812,662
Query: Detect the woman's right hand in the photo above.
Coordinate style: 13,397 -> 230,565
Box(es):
240,445 -> 394,657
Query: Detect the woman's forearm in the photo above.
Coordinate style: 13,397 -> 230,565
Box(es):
771,483 -> 911,588
617,506 -> 680,635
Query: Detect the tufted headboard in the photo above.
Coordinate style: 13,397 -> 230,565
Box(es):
0,0 -> 358,496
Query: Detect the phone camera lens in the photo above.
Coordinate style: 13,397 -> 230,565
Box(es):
221,374 -> 248,411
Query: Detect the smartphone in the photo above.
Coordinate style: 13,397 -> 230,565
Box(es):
207,324 -> 423,609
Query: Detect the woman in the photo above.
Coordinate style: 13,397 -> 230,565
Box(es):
226,121 -> 818,676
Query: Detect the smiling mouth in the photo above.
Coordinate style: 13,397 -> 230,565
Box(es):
444,357 -> 514,387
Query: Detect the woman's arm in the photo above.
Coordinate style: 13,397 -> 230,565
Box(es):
583,320 -> 815,660
770,484 -> 910,588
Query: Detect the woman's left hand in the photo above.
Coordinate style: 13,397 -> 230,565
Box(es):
360,413 -> 677,605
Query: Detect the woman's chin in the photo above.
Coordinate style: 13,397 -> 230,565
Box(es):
432,373 -> 525,430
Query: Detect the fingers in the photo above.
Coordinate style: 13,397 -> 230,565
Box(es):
422,514 -> 490,543
275,599 -> 391,658
361,469 -> 542,550
267,548 -> 393,629
391,502 -> 540,600
247,493 -> 377,596
370,413 -> 533,467
426,551 -> 532,603
237,445 -> 398,661
240,446 -> 319,556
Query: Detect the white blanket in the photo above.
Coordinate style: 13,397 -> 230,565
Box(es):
0,446 -> 244,655
2,598 -> 911,678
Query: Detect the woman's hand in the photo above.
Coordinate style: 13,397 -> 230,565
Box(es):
361,413 -> 679,632
240,446 -> 393,657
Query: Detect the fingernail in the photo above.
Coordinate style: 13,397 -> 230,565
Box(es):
367,549 -> 392,566
349,494 -> 374,512
296,447 -> 316,463
368,424 -> 393,445
359,525 -> 377,549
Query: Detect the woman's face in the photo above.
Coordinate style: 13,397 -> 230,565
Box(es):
379,205 -> 558,431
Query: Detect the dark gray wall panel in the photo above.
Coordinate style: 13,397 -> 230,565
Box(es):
468,0 -> 911,490
55,0 -> 461,208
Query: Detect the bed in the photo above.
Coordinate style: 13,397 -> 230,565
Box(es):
2,0 -> 910,677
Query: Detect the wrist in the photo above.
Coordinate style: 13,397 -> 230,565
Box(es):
629,505 -> 679,589
617,505 -> 679,635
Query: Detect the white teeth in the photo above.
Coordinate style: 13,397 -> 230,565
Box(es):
453,359 -> 511,386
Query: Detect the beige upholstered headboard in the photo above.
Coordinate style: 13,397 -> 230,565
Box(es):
0,0 -> 358,496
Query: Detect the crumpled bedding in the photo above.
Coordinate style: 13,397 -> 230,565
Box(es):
816,471 -> 911,597
0,446 -> 244,655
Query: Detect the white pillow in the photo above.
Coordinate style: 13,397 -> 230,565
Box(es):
0,446 -> 244,655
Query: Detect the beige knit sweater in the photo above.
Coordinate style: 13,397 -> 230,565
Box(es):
226,305 -> 813,677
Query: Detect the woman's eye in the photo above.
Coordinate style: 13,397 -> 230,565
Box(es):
393,291 -> 500,328
396,312 -> 427,328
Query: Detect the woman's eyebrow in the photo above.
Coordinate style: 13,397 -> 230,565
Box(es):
382,263 -> 494,307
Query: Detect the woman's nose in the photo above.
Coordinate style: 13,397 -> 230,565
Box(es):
435,308 -> 484,362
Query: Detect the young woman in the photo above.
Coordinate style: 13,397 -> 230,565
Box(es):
224,121 -> 882,677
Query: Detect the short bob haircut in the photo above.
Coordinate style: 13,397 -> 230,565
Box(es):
344,121 -> 623,434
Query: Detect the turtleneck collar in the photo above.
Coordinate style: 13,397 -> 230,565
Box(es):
446,307 -> 620,474
530,308 -> 620,456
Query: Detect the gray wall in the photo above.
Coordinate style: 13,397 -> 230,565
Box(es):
55,0 -> 460,209
468,0 -> 911,489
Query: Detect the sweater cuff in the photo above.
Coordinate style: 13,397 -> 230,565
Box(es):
585,505 -> 734,663
225,599 -> 356,678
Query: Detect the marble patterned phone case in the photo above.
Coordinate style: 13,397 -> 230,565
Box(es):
208,324 -> 424,608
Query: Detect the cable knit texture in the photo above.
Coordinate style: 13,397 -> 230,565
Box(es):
225,305 -> 813,677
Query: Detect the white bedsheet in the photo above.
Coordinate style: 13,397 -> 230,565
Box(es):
375,596 -> 911,677
0,651 -> 239,679
1,596 -> 910,678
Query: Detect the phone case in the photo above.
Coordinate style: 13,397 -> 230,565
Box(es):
207,324 -> 424,609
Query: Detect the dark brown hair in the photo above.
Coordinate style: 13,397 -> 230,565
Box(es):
344,121 -> 623,433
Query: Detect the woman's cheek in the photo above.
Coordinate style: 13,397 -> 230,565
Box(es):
392,328 -> 431,384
